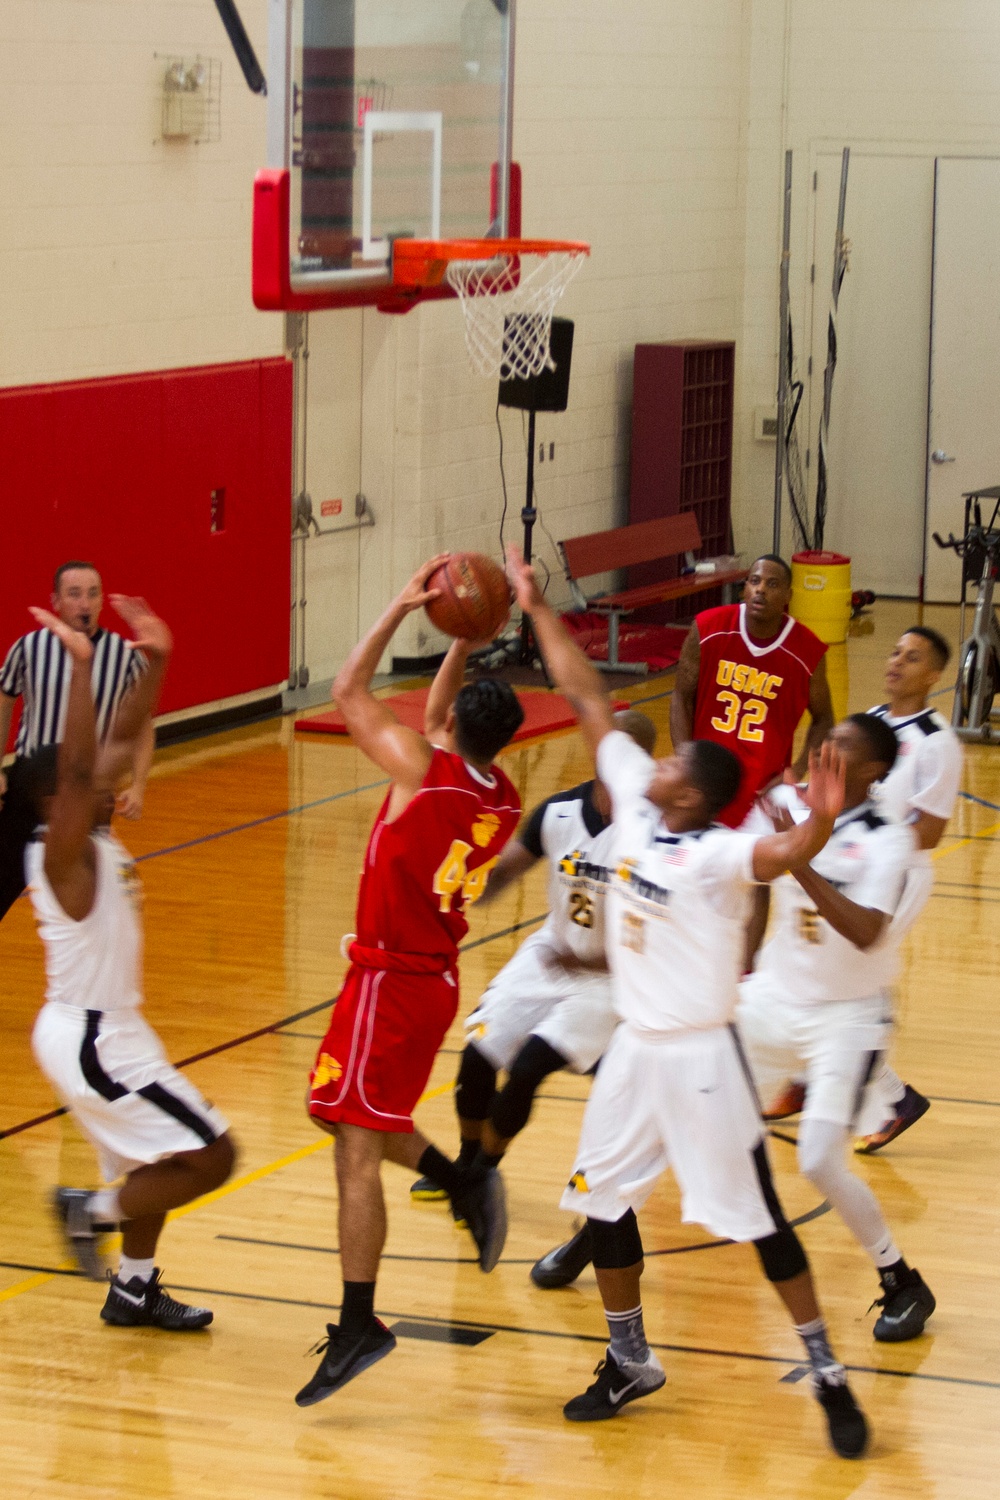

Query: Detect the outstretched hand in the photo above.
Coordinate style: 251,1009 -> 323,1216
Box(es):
505,545 -> 545,614
398,555 -> 449,613
109,596 -> 173,657
800,740 -> 846,822
29,607 -> 94,664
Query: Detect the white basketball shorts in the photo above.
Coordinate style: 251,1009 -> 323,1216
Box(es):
32,1003 -> 229,1183
465,929 -> 617,1074
560,1022 -> 784,1243
736,976 -> 894,1135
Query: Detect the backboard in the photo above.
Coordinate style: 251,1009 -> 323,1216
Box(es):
254,0 -> 517,312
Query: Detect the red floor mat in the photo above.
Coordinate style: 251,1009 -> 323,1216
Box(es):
561,612 -> 686,671
296,686 -> 629,742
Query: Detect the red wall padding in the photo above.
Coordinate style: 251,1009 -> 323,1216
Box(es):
0,359 -> 291,726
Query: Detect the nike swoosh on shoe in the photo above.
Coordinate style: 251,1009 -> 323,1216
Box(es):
881,1300 -> 918,1325
609,1377 -> 641,1405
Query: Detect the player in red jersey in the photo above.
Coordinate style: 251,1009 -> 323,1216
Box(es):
297,556 -> 524,1408
670,555 -> 833,828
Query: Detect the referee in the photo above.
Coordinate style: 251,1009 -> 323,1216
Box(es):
0,560 -> 153,920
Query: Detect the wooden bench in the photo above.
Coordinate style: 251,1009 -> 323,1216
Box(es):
557,512 -> 747,674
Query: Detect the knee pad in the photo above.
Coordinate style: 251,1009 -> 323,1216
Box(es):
455,1043 -> 497,1122
490,1035 -> 566,1139
588,1209 -> 644,1270
753,1226 -> 808,1284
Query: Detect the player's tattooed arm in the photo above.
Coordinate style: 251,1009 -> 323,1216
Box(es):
669,623 -> 701,748
507,546 -> 614,757
28,608 -> 99,919
478,838 -> 539,904
751,740 -> 845,884
793,653 -> 835,778
333,556 -> 449,790
787,864 -> 889,950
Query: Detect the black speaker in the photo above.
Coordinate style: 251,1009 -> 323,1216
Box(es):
498,317 -> 574,412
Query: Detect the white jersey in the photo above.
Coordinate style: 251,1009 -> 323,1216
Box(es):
868,703 -> 963,826
517,780 -> 617,963
597,731 -> 758,1036
26,831 -> 144,1014
754,791 -> 914,1003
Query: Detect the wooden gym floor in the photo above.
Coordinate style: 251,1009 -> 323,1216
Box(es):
0,599 -> 997,1499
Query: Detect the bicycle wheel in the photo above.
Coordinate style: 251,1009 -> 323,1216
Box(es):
960,640 -> 997,725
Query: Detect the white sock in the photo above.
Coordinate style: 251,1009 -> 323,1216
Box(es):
89,1187 -> 123,1224
118,1255 -> 155,1285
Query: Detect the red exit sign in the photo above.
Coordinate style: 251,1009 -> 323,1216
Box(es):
321,499 -> 343,517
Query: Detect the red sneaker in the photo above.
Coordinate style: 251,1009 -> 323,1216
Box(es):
763,1081 -> 806,1121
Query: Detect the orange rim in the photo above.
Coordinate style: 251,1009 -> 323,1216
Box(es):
392,237 -> 590,290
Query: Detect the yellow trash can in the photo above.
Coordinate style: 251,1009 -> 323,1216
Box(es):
790,550 -> 852,645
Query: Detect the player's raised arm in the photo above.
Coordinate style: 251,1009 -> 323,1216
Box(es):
424,639 -> 475,746
27,609 -> 97,913
669,622 -> 701,749
751,740 -> 845,884
792,653 -> 835,779
333,556 -> 449,788
506,548 -> 614,758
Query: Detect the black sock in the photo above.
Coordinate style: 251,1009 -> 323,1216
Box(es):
879,1257 -> 912,1289
457,1138 -> 480,1169
418,1145 -> 465,1199
474,1148 -> 504,1172
339,1280 -> 376,1337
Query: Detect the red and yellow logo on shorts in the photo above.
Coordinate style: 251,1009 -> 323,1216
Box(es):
312,1052 -> 343,1089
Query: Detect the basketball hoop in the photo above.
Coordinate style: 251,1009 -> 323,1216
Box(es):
392,238 -> 590,380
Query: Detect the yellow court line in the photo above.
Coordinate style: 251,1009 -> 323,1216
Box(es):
0,1081 -> 456,1308
932,816 -> 1000,861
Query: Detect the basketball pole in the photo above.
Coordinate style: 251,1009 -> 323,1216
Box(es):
773,149 -> 793,557
815,145 -> 851,550
518,407 -> 540,665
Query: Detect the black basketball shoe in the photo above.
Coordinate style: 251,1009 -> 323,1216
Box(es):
813,1370 -> 869,1458
871,1266 -> 936,1342
452,1167 -> 507,1272
563,1348 -> 666,1422
530,1225 -> 593,1289
52,1187 -> 109,1281
100,1268 -> 213,1331
295,1319 -> 397,1407
410,1175 -> 448,1202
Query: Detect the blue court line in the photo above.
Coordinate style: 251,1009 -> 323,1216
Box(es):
132,777 -> 391,865
958,790 -> 1000,812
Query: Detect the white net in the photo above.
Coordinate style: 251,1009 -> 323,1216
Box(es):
445,249 -> 586,379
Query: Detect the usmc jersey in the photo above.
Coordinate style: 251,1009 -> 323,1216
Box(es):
597,731 -> 759,1035
26,831 -> 144,1013
868,703 -> 963,827
754,792 -> 914,1003
517,781 -> 616,962
693,603 -> 827,827
355,747 -> 520,961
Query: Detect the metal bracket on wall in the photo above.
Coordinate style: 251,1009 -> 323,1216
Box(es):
292,491 -> 376,539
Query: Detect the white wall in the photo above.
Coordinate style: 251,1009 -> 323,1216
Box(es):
7,1 -> 1000,677
0,0 -> 279,386
735,0 -> 1000,593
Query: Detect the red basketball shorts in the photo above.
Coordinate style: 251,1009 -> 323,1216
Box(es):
308,963 -> 460,1133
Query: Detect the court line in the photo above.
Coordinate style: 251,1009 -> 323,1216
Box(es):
133,778 -> 391,866
958,790 -> 1000,812
0,916 -> 548,1142
44,1277 -> 992,1393
932,817 -> 1000,860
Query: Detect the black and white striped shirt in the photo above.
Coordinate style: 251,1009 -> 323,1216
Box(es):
0,628 -> 145,757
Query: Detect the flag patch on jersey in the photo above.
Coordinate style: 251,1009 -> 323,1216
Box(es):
659,847 -> 688,866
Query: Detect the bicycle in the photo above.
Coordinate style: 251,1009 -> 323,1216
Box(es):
933,496 -> 1000,742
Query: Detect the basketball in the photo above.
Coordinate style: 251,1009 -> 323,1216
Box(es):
425,552 -> 511,641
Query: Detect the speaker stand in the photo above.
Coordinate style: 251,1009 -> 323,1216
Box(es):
517,409 -> 551,681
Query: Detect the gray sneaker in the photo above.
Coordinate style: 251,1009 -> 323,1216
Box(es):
52,1188 -> 107,1281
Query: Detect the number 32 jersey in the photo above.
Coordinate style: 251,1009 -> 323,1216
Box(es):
517,780 -> 617,963
355,748 -> 521,962
693,603 -> 827,827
